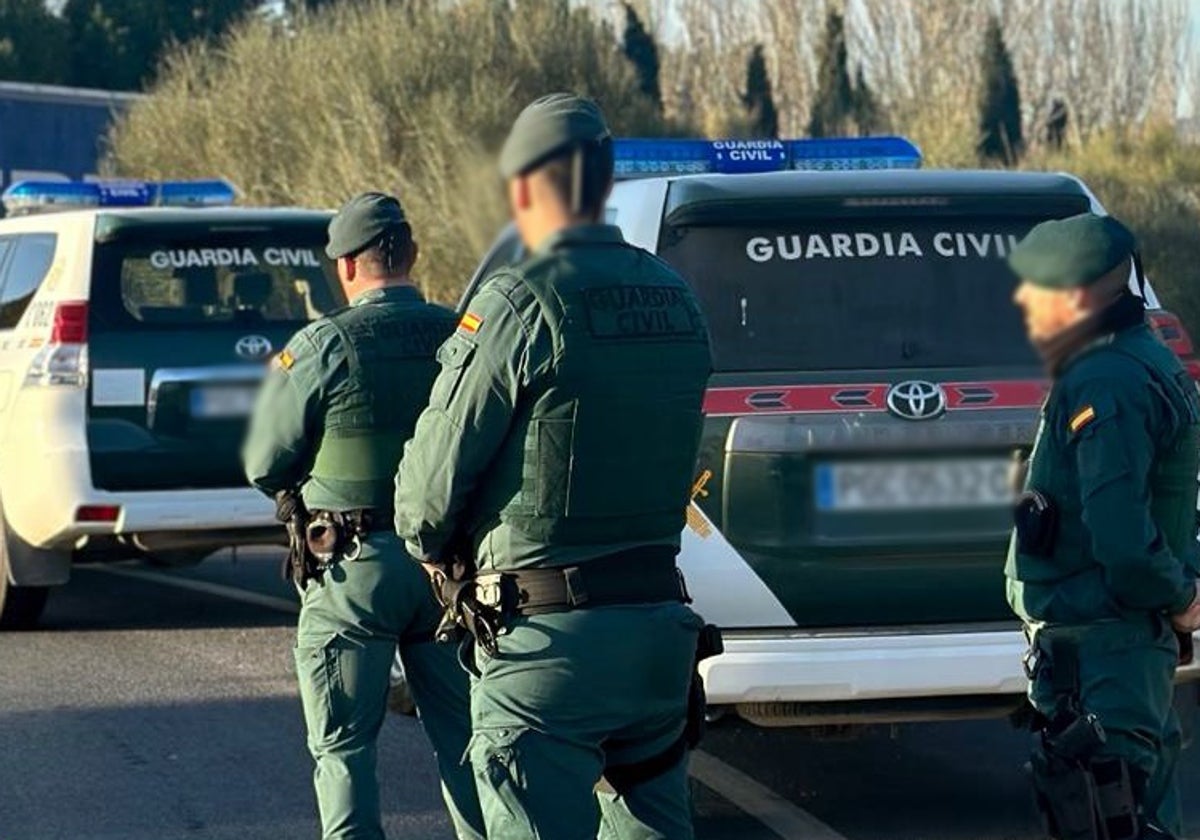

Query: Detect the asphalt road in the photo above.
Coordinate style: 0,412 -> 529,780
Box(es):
1,549 -> 1197,840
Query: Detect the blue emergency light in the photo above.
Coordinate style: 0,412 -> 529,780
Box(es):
612,136 -> 922,178
1,178 -> 238,216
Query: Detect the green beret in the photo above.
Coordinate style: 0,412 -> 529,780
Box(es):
499,93 -> 612,179
326,192 -> 407,260
1008,213 -> 1136,289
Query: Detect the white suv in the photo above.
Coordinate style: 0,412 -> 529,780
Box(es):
0,180 -> 342,629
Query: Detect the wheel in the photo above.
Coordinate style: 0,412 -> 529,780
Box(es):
141,548 -> 212,568
0,544 -> 49,630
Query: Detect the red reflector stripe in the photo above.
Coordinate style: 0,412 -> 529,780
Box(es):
702,384 -> 888,416
703,380 -> 1048,417
943,380 -> 1049,410
1149,311 -> 1196,356
51,301 -> 88,344
75,505 -> 120,523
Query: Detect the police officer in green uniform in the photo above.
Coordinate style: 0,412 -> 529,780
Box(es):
394,94 -> 714,839
242,192 -> 484,840
1007,213 -> 1200,840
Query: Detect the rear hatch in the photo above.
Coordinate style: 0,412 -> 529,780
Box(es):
85,210 -> 342,491
659,174 -> 1092,628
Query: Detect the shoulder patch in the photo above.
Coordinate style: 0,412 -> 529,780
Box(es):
1068,404 -> 1096,433
458,312 -> 483,335
272,350 -> 295,371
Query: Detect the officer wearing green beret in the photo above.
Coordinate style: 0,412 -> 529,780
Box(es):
395,93 -> 714,839
242,192 -> 484,840
1007,213 -> 1200,840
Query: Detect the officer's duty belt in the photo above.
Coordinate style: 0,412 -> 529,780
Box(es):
474,545 -> 688,616
309,508 -> 394,534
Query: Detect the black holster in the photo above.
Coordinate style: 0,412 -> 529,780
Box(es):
1014,488 -> 1059,557
602,622 -> 724,795
1027,636 -> 1141,840
275,489 -> 322,588
426,535 -> 504,655
1031,749 -> 1140,840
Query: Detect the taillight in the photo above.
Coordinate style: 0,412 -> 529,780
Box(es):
75,505 -> 121,523
51,301 -> 88,344
1148,311 -> 1200,382
23,301 -> 89,389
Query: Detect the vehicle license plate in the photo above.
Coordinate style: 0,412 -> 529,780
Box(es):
815,458 -> 1012,511
189,385 -> 258,418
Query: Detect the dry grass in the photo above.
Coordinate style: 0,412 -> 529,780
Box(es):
108,1 -> 1200,335
1018,127 -> 1200,335
106,0 -> 674,303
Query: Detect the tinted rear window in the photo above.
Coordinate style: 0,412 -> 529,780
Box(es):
91,228 -> 343,329
659,216 -> 1048,372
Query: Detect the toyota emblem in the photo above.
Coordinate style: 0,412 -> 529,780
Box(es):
886,380 -> 947,421
235,335 -> 273,360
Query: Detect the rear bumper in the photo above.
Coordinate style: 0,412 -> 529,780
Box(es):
700,627 -> 1200,711
16,484 -> 279,550
0,391 -> 279,549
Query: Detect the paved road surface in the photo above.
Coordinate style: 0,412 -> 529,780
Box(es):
1,549 -> 1196,839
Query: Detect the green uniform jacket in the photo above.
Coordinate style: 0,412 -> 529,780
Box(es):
1007,322 -> 1200,624
394,225 -> 712,571
243,286 -> 456,509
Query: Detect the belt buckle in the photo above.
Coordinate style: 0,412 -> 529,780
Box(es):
476,576 -> 503,609
563,567 -> 589,607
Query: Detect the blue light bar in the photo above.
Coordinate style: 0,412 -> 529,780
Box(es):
1,178 -> 238,216
612,136 -> 922,179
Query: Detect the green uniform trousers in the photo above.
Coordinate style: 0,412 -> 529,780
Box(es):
294,532 -> 485,840
1028,616 -> 1183,836
467,602 -> 704,840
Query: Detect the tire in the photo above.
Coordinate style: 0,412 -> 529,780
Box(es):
0,547 -> 49,631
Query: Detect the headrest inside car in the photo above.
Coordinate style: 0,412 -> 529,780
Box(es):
231,272 -> 273,308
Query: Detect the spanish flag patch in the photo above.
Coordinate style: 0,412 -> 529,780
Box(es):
458,312 -> 483,334
1069,405 -> 1096,433
270,350 -> 295,372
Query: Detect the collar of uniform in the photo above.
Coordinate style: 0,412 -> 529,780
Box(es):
349,284 -> 423,307
534,224 -> 624,254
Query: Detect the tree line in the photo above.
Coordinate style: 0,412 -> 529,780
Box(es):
619,1 -> 1061,166
0,0 -> 271,91
3,0 -> 1185,170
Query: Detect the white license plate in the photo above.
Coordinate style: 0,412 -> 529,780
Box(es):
815,458 -> 1013,512
189,385 -> 258,418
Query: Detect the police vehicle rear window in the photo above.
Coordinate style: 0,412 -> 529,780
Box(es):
658,216 -> 1047,372
90,231 -> 343,329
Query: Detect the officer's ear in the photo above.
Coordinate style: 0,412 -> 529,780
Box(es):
510,175 -> 533,213
338,255 -> 357,284
395,240 -> 418,278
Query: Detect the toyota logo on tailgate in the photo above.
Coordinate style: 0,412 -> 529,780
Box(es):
235,335 -> 273,359
886,380 -> 946,421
